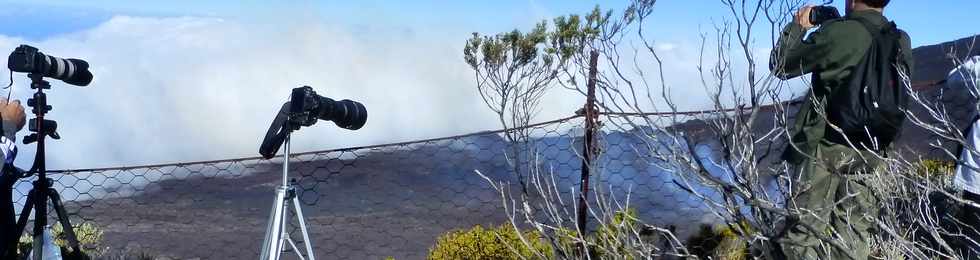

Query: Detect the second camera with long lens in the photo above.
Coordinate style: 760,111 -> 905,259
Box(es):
289,86 -> 367,130
257,86 -> 367,259
259,86 -> 367,159
7,45 -> 93,87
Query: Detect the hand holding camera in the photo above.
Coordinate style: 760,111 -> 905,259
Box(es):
795,5 -> 816,30
795,4 -> 842,30
0,99 -> 25,139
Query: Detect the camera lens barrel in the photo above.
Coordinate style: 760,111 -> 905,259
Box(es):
7,45 -> 93,86
318,98 -> 367,130
42,56 -> 92,86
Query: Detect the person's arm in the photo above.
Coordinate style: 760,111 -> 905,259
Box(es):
769,6 -> 842,80
0,99 -> 24,185
0,98 -> 23,184
0,100 -> 20,260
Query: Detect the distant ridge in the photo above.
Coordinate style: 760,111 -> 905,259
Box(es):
912,34 -> 979,84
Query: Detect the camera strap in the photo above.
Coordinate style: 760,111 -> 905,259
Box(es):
259,102 -> 292,159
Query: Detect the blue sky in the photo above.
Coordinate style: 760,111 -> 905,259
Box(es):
0,0 -> 976,168
0,1 -> 976,47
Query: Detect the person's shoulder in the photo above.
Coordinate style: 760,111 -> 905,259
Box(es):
883,21 -> 912,46
816,18 -> 863,33
895,26 -> 911,43
812,18 -> 868,41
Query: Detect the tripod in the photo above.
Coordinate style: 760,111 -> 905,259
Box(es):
8,73 -> 83,260
260,134 -> 315,260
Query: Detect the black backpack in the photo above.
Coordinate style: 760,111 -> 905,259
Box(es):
824,18 -> 910,151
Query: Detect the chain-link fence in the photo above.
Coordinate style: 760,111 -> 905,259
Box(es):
6,113 -> 713,259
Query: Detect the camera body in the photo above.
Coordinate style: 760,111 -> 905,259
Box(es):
809,5 -> 841,25
289,86 -> 323,127
7,45 -> 92,86
7,45 -> 42,73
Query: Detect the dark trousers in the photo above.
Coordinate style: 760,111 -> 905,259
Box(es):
0,172 -> 17,258
779,142 -> 881,260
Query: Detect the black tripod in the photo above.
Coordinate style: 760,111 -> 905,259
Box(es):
6,73 -> 83,260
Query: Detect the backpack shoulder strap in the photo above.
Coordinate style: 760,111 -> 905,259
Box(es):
848,17 -> 878,37
848,17 -> 905,61
848,16 -> 901,38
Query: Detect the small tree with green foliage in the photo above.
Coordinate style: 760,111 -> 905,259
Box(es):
427,225 -> 552,260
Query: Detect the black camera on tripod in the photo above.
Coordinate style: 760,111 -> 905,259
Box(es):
258,87 -> 367,259
8,45 -> 93,87
1,45 -> 92,259
288,86 -> 367,130
259,86 -> 367,159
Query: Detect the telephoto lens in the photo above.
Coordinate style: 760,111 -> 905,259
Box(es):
7,45 -> 93,86
290,86 -> 367,130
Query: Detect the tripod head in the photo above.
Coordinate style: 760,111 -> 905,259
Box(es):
23,73 -> 60,146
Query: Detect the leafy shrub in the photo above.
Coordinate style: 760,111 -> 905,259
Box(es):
52,223 -> 104,250
686,225 -> 723,258
428,224 -> 552,260
550,208 -> 656,259
591,208 -> 642,259
684,223 -> 750,260
17,223 -> 107,259
916,159 -> 955,179
428,209 -> 663,259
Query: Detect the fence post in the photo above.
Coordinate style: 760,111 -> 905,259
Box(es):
577,50 -> 600,236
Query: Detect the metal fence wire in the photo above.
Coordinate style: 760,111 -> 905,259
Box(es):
8,113 -> 714,259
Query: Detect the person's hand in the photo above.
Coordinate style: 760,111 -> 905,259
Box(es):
0,99 -> 26,133
795,5 -> 816,30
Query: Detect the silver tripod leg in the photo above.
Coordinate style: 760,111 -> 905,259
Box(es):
293,195 -> 316,259
260,136 -> 316,260
260,186 -> 287,260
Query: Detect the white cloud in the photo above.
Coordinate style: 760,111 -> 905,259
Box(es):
0,14 -> 788,170
0,16 -> 531,169
654,43 -> 676,52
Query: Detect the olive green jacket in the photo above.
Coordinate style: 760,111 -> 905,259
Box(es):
771,10 -> 914,165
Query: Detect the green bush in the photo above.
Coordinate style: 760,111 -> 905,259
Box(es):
686,225 -> 723,258
17,223 -> 107,258
912,159 -> 956,186
591,208 -> 640,259
684,223 -> 750,260
550,208 -> 653,259
428,209 -> 658,259
428,224 -> 553,260
916,159 -> 955,178
53,223 -> 104,250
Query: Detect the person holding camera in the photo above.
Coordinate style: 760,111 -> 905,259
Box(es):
770,0 -> 912,259
0,99 -> 26,259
